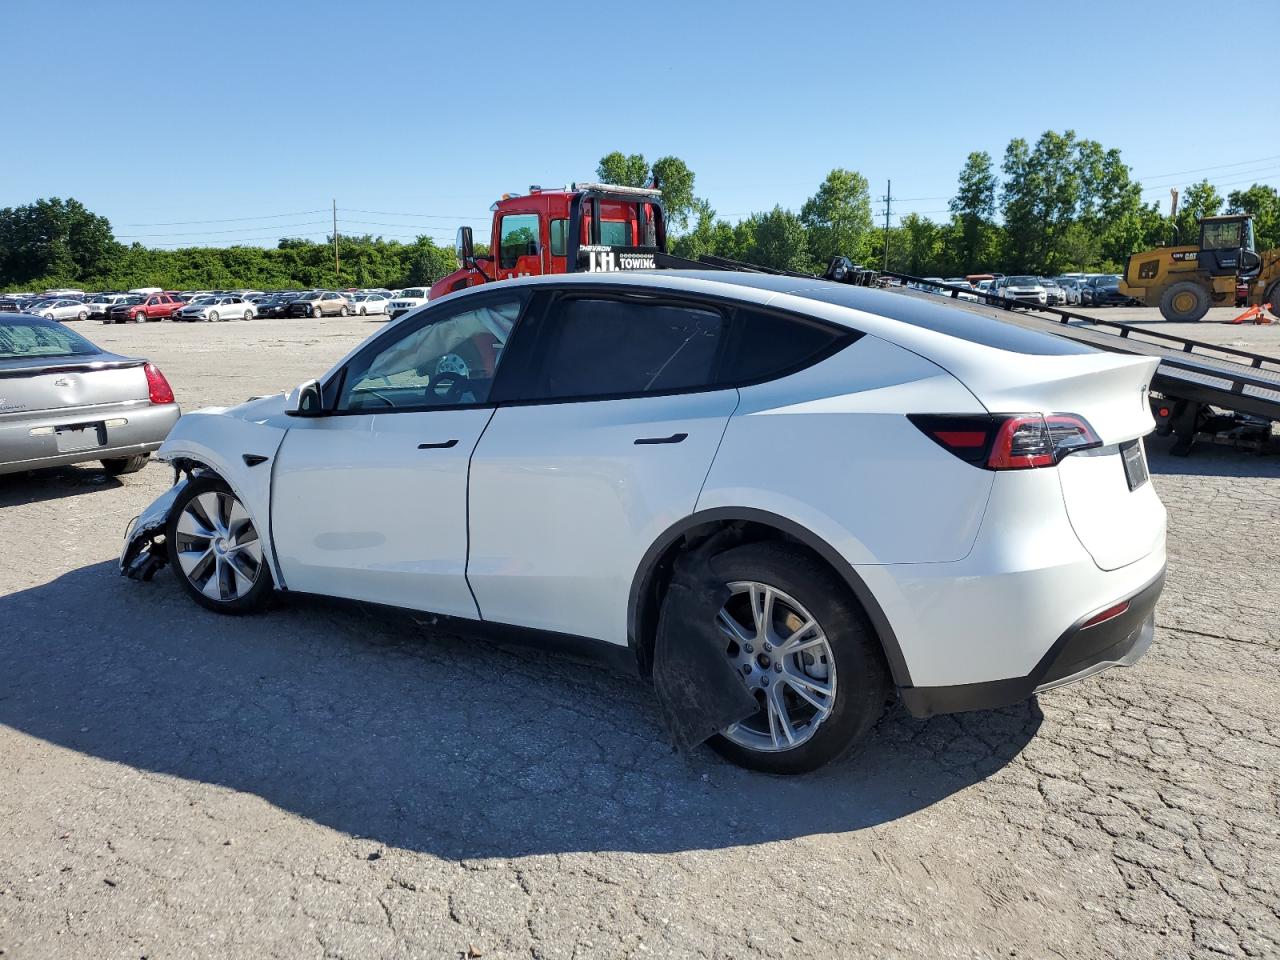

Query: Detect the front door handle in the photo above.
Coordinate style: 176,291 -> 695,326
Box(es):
634,432 -> 688,445
418,439 -> 459,449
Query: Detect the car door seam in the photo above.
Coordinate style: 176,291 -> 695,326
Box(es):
266,429 -> 291,591
693,387 -> 741,512
464,407 -> 499,620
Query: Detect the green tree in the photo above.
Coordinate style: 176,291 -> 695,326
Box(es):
595,151 -> 649,188
948,151 -> 997,272
748,207 -> 810,271
800,168 -> 874,268
0,197 -> 119,286
1173,179 -> 1223,246
1227,183 -> 1280,251
1000,131 -> 1083,274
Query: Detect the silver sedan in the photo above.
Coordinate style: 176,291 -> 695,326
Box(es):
24,299 -> 91,322
0,312 -> 181,476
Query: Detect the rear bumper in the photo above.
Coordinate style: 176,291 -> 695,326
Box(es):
900,567 -> 1164,718
0,402 -> 180,476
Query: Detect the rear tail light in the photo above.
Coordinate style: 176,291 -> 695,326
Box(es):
144,363 -> 175,404
1082,600 -> 1130,628
910,413 -> 1101,470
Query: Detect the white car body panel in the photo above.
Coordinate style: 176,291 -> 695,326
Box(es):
467,390 -> 740,644
697,336 -> 994,565
270,408 -> 494,618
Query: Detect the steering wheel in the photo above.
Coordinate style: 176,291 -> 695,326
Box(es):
429,372 -> 464,404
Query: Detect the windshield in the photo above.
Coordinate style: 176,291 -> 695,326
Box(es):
401,289 -> 427,298
1008,276 -> 1039,285
0,317 -> 100,360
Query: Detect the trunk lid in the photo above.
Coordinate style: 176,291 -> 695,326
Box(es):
960,351 -> 1165,571
0,356 -> 150,416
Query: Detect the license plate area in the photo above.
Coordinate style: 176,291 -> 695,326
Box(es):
55,422 -> 106,452
1121,439 -> 1148,490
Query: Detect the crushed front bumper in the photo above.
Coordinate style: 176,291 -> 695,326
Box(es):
119,476 -> 189,580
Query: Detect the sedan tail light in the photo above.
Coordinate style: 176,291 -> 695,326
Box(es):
910,413 -> 1100,470
144,363 -> 175,404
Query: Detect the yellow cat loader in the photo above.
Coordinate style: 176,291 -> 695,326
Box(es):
1120,213 -> 1280,322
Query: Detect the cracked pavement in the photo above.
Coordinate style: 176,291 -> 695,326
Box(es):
1,316 -> 1278,959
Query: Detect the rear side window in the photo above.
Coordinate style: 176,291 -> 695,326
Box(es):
720,308 -> 853,384
526,297 -> 724,400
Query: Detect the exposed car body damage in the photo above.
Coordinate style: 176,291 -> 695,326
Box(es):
119,394 -> 290,582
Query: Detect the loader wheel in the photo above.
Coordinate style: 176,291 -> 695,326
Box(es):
1266,281 -> 1280,322
1160,281 -> 1211,322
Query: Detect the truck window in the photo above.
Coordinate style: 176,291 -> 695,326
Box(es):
499,214 -> 540,269
1202,221 -> 1242,251
550,219 -> 567,257
599,221 -> 629,246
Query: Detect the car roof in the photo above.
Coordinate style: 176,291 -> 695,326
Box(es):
444,270 -> 1093,359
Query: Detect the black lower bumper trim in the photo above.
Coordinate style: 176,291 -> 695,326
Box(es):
899,566 -> 1166,719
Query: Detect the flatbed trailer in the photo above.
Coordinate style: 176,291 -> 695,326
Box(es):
878,272 -> 1280,455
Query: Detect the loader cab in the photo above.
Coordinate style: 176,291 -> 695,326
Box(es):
1199,215 -> 1261,279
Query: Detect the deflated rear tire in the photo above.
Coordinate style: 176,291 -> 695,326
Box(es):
167,475 -> 273,615
689,541 -> 891,774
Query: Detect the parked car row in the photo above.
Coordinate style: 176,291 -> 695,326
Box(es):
918,274 -> 1140,310
0,288 -> 405,324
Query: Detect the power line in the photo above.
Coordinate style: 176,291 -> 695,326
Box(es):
119,208 -> 328,227
118,220 -> 331,238
340,207 -> 488,220
1132,154 -> 1280,183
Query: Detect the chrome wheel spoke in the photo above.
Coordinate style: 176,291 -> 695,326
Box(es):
194,492 -> 229,536
783,674 -> 829,712
783,670 -> 832,698
768,688 -> 797,747
176,509 -> 216,540
781,618 -> 819,652
748,583 -> 776,640
229,537 -> 262,564
226,499 -> 253,540
201,558 -> 226,600
716,608 -> 754,647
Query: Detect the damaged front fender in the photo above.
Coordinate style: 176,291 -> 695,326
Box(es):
119,475 -> 190,580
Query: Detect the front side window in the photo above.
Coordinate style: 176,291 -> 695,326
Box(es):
549,219 -> 567,257
1202,220 -> 1242,251
337,297 -> 522,411
526,298 -> 724,401
499,214 -> 540,269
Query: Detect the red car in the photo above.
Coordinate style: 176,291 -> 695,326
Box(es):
105,292 -> 185,324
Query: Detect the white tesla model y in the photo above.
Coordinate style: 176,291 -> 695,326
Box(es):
121,272 -> 1166,773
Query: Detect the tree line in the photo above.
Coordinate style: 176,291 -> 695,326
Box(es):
602,138 -> 1279,277
2,134 -> 1277,291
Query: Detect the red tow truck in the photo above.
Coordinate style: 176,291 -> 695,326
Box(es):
429,183 -> 669,300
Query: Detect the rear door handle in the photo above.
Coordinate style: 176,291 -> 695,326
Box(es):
634,432 -> 688,445
418,439 -> 459,449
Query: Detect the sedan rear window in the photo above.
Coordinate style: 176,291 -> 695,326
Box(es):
0,318 -> 100,360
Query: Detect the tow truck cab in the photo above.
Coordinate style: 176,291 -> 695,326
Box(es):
429,184 -> 668,300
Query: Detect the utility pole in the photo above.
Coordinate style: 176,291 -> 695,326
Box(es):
333,198 -> 340,282
1169,188 -> 1179,245
881,180 -> 893,271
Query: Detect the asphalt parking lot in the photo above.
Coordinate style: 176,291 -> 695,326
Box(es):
2,311 -> 1279,959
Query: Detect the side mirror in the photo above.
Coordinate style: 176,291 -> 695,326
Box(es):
455,226 -> 475,267
284,379 -> 325,417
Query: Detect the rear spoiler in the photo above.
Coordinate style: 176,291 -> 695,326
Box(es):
0,358 -> 145,379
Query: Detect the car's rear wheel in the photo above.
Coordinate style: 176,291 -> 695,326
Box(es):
167,476 -> 273,615
1266,280 -> 1280,322
1160,281 -> 1211,322
43,312 -> 55,320
208,310 -> 220,322
76,310 -> 88,321
687,541 -> 890,774
243,309 -> 253,321
101,455 -> 148,475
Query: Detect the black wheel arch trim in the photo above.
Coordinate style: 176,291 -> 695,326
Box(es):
626,506 -> 914,687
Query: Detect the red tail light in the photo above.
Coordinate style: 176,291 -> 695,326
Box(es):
910,413 -> 1101,470
144,363 -> 175,404
1082,600 -> 1129,628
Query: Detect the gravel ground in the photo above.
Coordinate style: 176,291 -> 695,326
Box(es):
1,314 -> 1278,959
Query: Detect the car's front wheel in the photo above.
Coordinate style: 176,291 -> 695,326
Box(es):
167,476 -> 273,615
686,542 -> 890,774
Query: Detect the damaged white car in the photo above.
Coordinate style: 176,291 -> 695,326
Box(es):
122,271 -> 1167,773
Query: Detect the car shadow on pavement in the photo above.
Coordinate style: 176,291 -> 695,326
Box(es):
0,465 -> 125,506
0,560 -> 1040,859
1146,437 -> 1280,478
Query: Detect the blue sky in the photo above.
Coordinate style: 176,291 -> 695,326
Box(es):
6,0 -> 1278,248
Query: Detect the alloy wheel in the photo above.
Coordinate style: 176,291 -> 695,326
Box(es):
174,491 -> 263,601
718,581 -> 837,752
